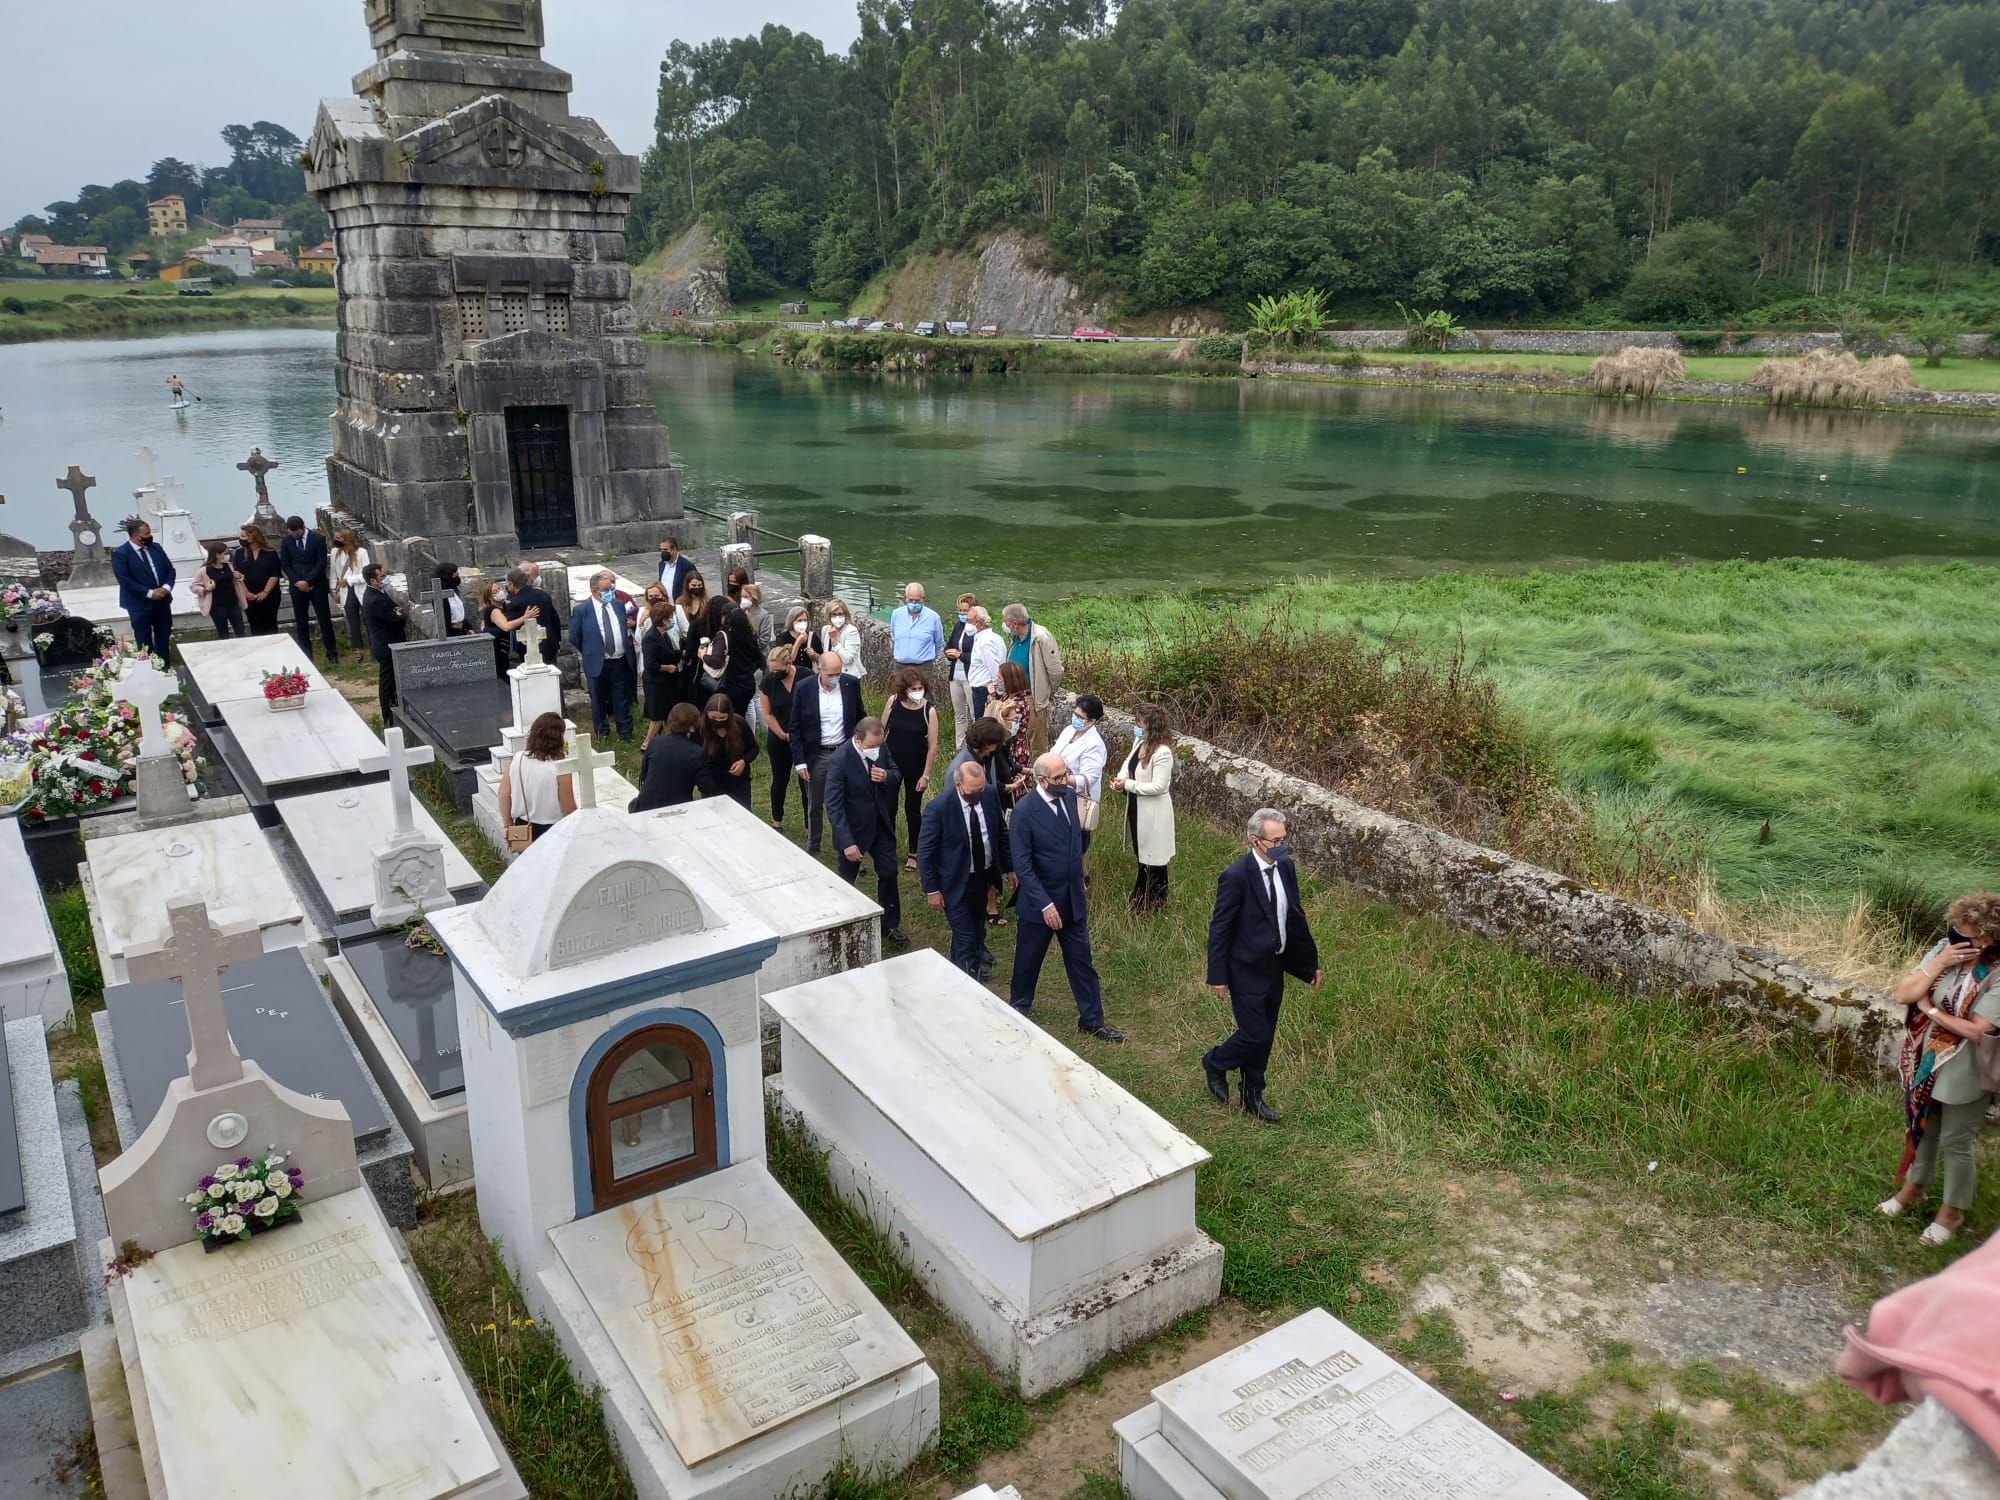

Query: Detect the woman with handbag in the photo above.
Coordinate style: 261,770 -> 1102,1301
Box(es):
1049,694 -> 1108,854
1112,704 -> 1176,912
1880,892 -> 2000,1246
191,543 -> 248,639
496,711 -> 576,848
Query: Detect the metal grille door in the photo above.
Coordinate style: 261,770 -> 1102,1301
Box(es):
505,405 -> 578,548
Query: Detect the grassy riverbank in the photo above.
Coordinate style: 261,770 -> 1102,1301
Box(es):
1051,559 -> 2000,980
0,280 -> 336,344
1314,347 -> 2000,393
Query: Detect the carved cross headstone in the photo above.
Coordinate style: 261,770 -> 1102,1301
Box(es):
514,615 -> 546,665
125,897 -> 264,1093
419,575 -> 452,637
357,725 -> 436,841
114,660 -> 177,759
236,447 -> 283,528
556,730 -> 616,812
58,465 -> 113,587
134,446 -> 161,491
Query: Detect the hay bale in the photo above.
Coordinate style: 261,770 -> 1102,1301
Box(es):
1748,349 -> 1917,408
1589,346 -> 1687,399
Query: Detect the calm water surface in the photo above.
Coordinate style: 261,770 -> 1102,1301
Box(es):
1,328 -> 1993,603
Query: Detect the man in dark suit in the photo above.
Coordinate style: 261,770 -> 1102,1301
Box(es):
657,535 -> 695,599
823,717 -> 908,948
1010,754 -> 1124,1041
111,518 -> 176,663
279,515 -> 338,663
919,760 -> 1014,979
502,567 -> 561,665
568,568 -> 636,741
360,562 -> 408,723
629,703 -> 718,811
1204,808 -> 1322,1123
787,649 -> 864,856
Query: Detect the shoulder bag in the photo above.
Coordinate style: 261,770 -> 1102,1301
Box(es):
503,756 -> 534,855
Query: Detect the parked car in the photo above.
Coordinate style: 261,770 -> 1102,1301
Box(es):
977,323 -> 1000,337
847,315 -> 871,331
865,319 -> 893,332
945,320 -> 970,337
913,320 -> 939,336
268,278 -> 292,288
1071,326 -> 1119,342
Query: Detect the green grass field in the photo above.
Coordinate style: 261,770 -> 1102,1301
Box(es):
1050,559 -> 2000,962
0,278 -> 336,343
1337,348 -> 2000,392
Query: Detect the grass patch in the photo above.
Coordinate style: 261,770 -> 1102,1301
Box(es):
1325,347 -> 2000,393
0,279 -> 335,344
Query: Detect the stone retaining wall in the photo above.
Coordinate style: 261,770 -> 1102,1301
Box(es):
1076,700 -> 1901,1074
1321,328 -> 1993,357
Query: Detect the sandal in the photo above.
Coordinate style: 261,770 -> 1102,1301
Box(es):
1877,1196 -> 1908,1218
905,856 -> 919,871
986,913 -> 1008,928
1919,1221 -> 1955,1247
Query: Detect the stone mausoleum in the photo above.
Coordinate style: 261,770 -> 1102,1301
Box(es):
305,0 -> 684,567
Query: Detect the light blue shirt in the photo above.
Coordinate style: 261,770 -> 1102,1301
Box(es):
890,603 -> 944,663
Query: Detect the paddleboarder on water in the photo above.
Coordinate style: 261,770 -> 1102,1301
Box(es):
167,374 -> 187,408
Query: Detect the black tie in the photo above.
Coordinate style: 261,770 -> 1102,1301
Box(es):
968,802 -> 989,872
1265,865 -> 1282,947
1055,796 -> 1070,826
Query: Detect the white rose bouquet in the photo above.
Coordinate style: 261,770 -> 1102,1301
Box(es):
185,1150 -> 305,1245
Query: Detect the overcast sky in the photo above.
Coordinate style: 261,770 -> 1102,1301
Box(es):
1,0 -> 859,223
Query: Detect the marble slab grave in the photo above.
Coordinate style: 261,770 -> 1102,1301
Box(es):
548,1159 -> 927,1468
216,690 -> 386,793
177,637 -> 334,725
0,819 -> 73,1028
120,1186 -> 506,1500
276,784 -> 482,926
338,933 -> 463,1100
0,1023 -> 21,1219
1138,1309 -> 1586,1500
55,582 -> 201,642
83,813 -> 308,986
104,947 -> 392,1149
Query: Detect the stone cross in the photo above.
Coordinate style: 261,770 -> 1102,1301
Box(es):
59,465 -> 113,587
357,725 -> 437,840
558,730 -> 616,811
134,446 -> 160,491
126,897 -> 264,1093
152,474 -> 185,511
57,464 -> 98,527
515,615 -> 547,664
236,447 -> 282,527
420,576 -> 452,636
114,660 -> 177,759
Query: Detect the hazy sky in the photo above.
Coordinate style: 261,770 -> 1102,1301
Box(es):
1,0 -> 859,223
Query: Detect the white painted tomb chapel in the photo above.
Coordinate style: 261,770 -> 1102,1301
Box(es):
1114,1307 -> 1586,1500
429,809 -> 939,1500
766,948 -> 1223,1396
83,896 -> 524,1500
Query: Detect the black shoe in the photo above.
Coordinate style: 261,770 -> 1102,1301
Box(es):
976,965 -> 994,983
1204,1061 -> 1229,1106
1079,1023 -> 1125,1043
883,929 -> 911,950
1241,1088 -> 1282,1124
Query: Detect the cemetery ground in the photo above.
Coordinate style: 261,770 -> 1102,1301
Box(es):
28,654 -> 1987,1500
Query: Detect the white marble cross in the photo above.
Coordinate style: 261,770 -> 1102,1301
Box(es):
126,897 -> 264,1092
134,446 -> 160,490
151,473 -> 185,511
514,615 -> 546,664
357,725 -> 436,839
558,730 -> 616,811
114,660 -> 178,759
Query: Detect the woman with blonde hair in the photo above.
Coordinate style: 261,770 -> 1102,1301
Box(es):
1112,703 -> 1177,912
332,528 -> 371,661
1881,891 -> 2000,1245
783,605 -> 819,673
815,596 -> 863,679
234,522 -> 284,636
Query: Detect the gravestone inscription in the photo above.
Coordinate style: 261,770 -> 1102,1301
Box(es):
546,859 -> 704,969
391,637 -> 506,763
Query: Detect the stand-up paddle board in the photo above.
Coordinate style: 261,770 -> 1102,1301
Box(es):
169,400 -> 190,410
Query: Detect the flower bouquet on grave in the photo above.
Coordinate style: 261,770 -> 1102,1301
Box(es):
187,1151 -> 305,1249
261,667 -> 310,711
20,705 -> 130,819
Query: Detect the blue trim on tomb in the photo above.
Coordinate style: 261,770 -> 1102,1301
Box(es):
568,1007 -> 732,1220
447,938 -> 777,1039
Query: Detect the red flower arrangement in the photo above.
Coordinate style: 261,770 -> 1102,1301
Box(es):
260,668 -> 310,703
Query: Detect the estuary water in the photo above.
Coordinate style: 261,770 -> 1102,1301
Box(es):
0,326 -> 1993,603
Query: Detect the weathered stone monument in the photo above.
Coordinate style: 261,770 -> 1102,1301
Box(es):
236,446 -> 284,530
305,0 -> 685,569
58,465 -> 111,588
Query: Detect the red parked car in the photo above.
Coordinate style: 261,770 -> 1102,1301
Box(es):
1071,326 -> 1119,342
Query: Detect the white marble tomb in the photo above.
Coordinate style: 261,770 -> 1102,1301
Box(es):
217,689 -> 387,790
278,782 -> 482,923
82,813 -> 311,985
469,725 -> 638,860
177,636 -> 334,715
0,819 -> 73,1027
766,948 -> 1223,1396
1115,1308 -> 1586,1500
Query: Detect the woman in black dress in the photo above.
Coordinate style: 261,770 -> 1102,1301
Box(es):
199,544 -> 247,638
436,565 -> 469,636
640,597 -> 683,745
479,581 -> 517,678
700,692 -> 760,809
882,666 -> 938,868
719,605 -> 765,716
235,523 -> 284,636
758,645 -> 798,830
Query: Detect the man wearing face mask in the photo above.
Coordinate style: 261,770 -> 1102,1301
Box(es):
919,760 -> 1014,980
890,581 -> 944,673
788,649 -> 865,856
1204,808 -> 1322,1123
1009,754 -> 1124,1041
569,568 -> 637,741
943,592 -> 979,745
657,534 -> 694,599
823,717 -> 909,948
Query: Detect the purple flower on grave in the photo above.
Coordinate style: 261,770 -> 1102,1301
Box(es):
198,1174 -> 217,1189
235,1156 -> 254,1169
287,1167 -> 304,1185
196,1212 -> 212,1229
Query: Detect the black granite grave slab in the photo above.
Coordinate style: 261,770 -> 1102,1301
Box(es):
32,617 -> 100,672
338,932 -> 463,1099
390,636 -> 493,701
397,679 -> 505,761
104,947 -> 391,1148
0,1023 -> 22,1219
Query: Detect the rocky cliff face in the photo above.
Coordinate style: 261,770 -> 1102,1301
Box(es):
862,231 -> 1112,335
632,221 -> 731,328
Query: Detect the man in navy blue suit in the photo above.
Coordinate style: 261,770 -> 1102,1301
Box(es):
1009,753 -> 1124,1041
918,760 -> 1014,979
279,515 -> 338,664
111,518 -> 175,663
823,716 -> 908,948
568,568 -> 637,741
1204,807 -> 1322,1123
656,534 -> 695,599
787,649 -> 864,856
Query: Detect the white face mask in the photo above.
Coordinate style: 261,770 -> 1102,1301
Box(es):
859,744 -> 880,762
907,689 -> 926,705
829,615 -> 846,629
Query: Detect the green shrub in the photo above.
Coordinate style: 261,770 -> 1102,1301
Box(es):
1621,221 -> 1753,324
1194,332 -> 1243,361
0,296 -> 24,315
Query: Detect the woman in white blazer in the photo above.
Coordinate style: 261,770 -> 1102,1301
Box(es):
814,596 -> 865,679
1112,703 -> 1177,912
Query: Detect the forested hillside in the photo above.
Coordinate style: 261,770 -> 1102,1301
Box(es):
630,0 -> 2000,322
